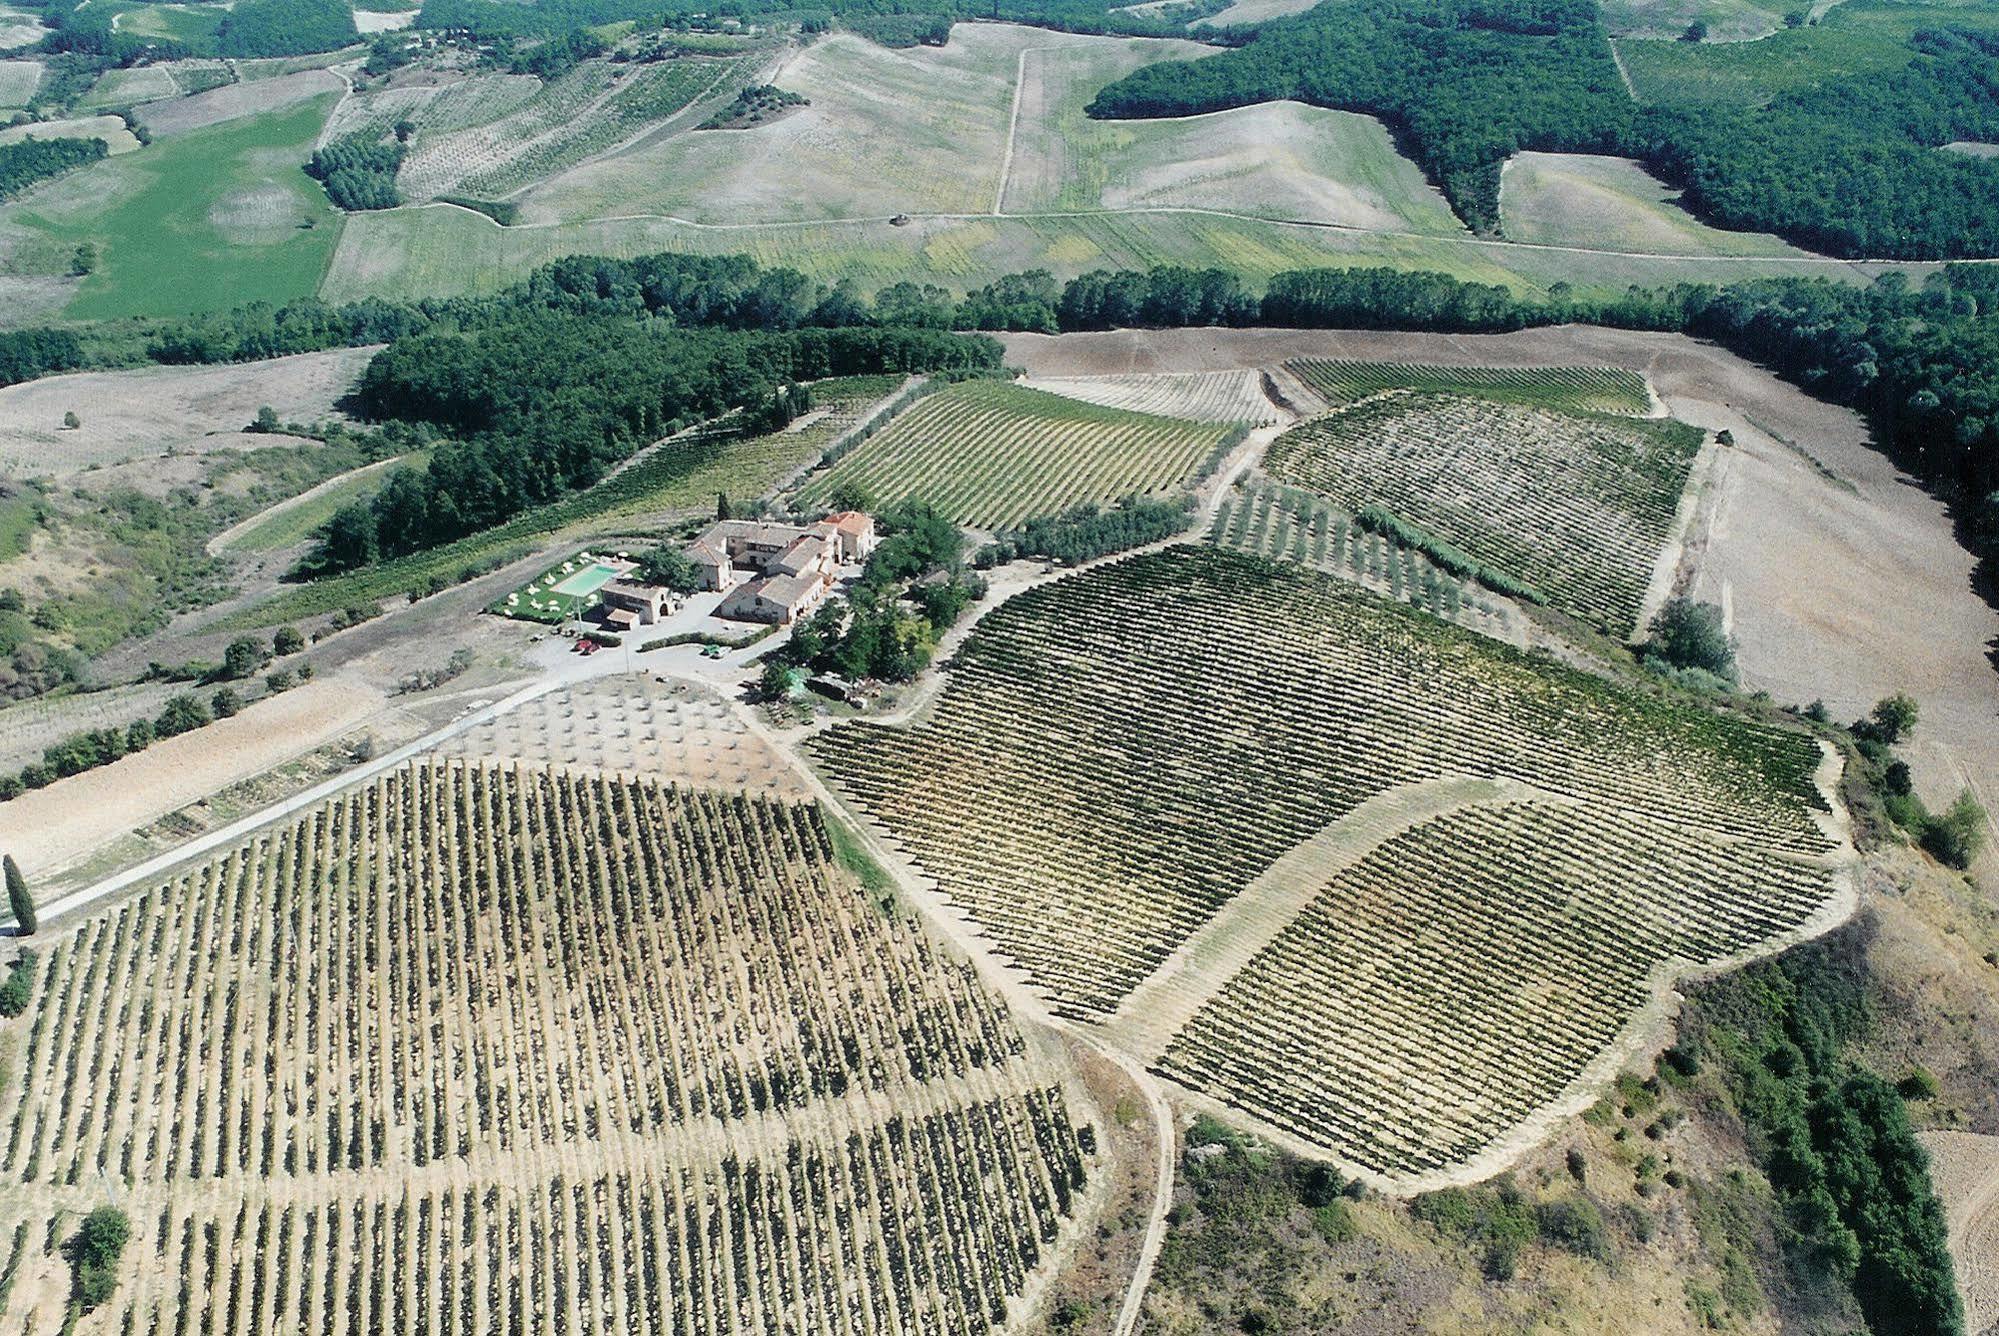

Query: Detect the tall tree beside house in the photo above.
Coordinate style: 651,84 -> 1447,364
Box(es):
6,855 -> 34,936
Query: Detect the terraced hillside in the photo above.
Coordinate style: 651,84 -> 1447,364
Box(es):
807,548 -> 1844,1178
1284,360 -> 1653,416
0,763 -> 1091,1333
796,380 -> 1237,530
1263,391 -> 1704,632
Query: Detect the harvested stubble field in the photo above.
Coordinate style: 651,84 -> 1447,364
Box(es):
521,28 -> 1050,224
137,68 -> 346,138
1208,475 -> 1521,642
1263,390 -> 1703,632
807,547 -> 1845,1178
1022,370 -> 1276,424
435,675 -> 809,799
1283,359 -> 1653,416
796,379 -> 1233,530
0,762 -> 1095,1333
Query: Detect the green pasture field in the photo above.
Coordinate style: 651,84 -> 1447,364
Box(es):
3,94 -> 343,320
112,1 -> 227,48
1615,0 -> 1999,108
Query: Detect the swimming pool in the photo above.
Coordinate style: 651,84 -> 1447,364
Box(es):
550,561 -> 623,598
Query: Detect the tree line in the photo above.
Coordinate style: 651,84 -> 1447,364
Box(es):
2,248 -> 1996,576
1085,0 -> 1999,259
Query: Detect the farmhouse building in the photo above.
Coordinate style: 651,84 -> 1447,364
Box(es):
684,512 -> 877,624
600,579 -> 672,626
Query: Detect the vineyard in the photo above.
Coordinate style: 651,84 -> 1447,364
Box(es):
1209,475 -> 1519,642
1262,391 -> 1704,632
0,763 -> 1092,1332
1158,798 -> 1841,1177
1023,372 -> 1278,425
396,55 -> 750,201
807,546 -> 1834,1065
1283,360 -> 1653,417
795,380 -> 1236,531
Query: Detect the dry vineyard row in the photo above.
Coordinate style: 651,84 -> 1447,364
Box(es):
0,763 -> 1092,1334
808,547 -> 1842,1173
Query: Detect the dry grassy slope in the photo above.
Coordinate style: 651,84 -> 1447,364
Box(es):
0,347 -> 375,476
1499,152 -> 1811,258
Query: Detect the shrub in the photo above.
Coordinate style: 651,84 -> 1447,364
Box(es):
0,950 -> 33,1015
66,1205 -> 129,1311
1645,598 -> 1735,679
1920,791 -> 1987,870
1536,1198 -> 1610,1262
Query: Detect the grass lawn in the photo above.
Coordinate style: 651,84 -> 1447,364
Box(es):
4,94 -> 344,320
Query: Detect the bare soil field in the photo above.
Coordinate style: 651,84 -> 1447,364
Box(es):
0,673 -> 384,877
136,67 -> 346,137
0,113 -> 141,153
1916,1130 -> 1999,1335
0,346 -> 377,475
434,673 -> 811,798
1001,326 -> 1999,857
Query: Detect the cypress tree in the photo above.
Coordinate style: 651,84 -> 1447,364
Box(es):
5,855 -> 33,936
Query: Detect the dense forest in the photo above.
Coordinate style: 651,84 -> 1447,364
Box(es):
0,136 -> 106,201
1086,0 -> 1999,257
215,0 -> 358,57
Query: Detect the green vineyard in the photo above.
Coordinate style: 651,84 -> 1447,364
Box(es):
1284,360 -> 1653,417
795,380 -> 1237,530
1262,392 -> 1704,632
1208,475 -> 1515,639
807,548 -> 1833,1037
1159,799 -> 1839,1177
0,764 -> 1088,1334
